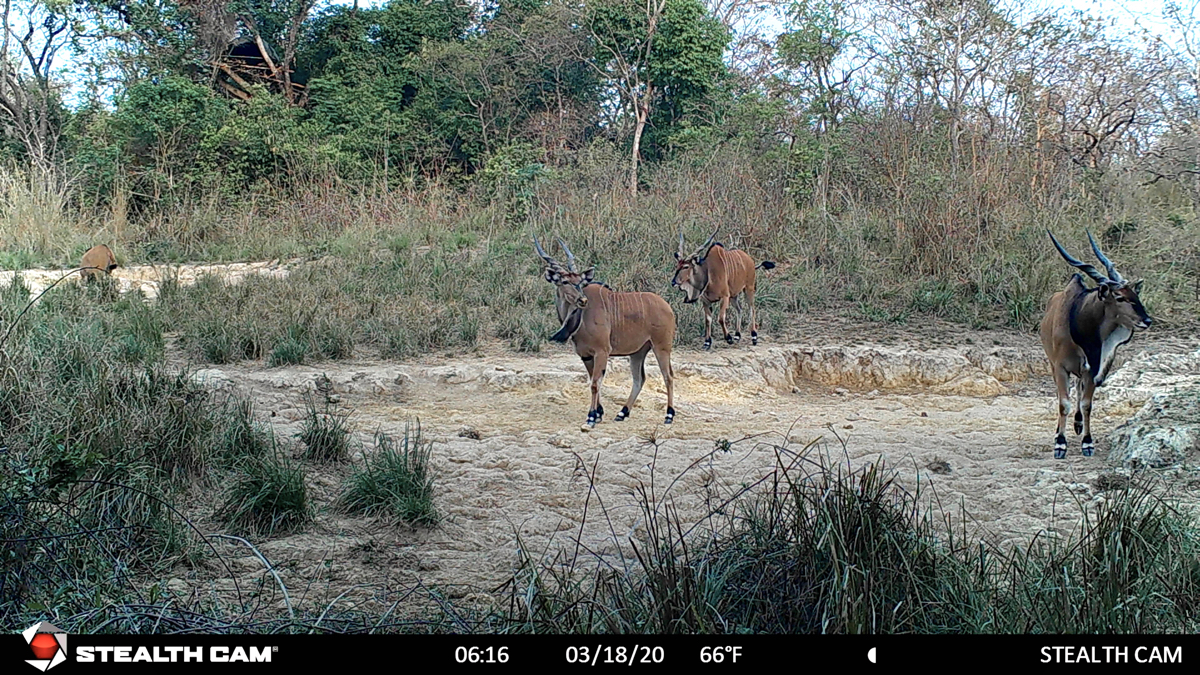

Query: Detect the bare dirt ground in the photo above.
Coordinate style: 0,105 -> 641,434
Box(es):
15,261 -> 1200,618
180,319 -> 1200,619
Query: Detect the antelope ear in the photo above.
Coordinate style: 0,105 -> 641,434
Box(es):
1132,279 -> 1144,294
674,251 -> 681,260
582,267 -> 595,284
1098,283 -> 1114,300
546,269 -> 563,284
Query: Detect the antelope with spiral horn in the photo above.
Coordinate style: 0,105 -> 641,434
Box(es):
672,228 -> 775,349
1041,230 -> 1151,459
534,236 -> 678,429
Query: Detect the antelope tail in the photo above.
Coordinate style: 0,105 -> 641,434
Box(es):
757,260 -> 776,270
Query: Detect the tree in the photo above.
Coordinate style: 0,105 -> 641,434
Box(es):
870,0 -> 1038,173
775,0 -> 869,213
0,0 -> 71,171
584,0 -> 729,197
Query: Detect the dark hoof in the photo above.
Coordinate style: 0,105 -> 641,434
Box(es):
1082,436 -> 1094,457
734,332 -> 742,342
1054,434 -> 1067,459
725,334 -> 734,345
664,406 -> 675,425
703,339 -> 712,351
751,331 -> 758,346
1074,417 -> 1083,435
615,406 -> 629,421
1054,448 -> 1067,459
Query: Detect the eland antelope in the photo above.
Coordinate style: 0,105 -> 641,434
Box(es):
1041,230 -> 1151,459
672,229 -> 775,349
534,236 -> 677,430
80,244 -> 118,282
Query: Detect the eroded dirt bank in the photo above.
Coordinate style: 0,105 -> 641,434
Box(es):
0,259 -> 293,299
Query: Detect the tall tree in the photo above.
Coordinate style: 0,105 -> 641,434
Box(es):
0,0 -> 71,171
584,0 -> 729,197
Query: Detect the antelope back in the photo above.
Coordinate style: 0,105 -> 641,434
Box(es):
80,245 -> 118,279
704,245 -> 754,297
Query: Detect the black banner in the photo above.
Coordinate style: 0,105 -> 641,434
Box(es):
6,632 -> 1195,672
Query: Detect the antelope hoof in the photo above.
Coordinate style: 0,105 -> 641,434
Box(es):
1054,434 -> 1067,459
734,332 -> 742,342
664,406 -> 676,425
725,334 -> 734,345
1074,415 -> 1083,435
703,338 -> 712,351
751,331 -> 758,346
1082,437 -> 1094,457
615,406 -> 629,421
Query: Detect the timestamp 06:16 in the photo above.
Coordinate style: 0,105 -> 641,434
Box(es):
453,646 -> 510,664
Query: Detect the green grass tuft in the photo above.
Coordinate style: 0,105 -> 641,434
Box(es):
338,423 -> 438,526
214,448 -> 310,536
297,393 -> 352,463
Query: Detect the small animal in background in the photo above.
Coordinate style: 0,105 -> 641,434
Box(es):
79,244 -> 118,282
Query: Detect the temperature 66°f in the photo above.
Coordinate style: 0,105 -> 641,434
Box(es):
700,646 -> 742,663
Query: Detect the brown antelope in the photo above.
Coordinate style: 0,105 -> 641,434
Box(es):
534,236 -> 677,430
672,229 -> 775,349
1041,230 -> 1151,459
79,244 -> 118,282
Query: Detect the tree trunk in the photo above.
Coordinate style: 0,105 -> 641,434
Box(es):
629,91 -> 650,199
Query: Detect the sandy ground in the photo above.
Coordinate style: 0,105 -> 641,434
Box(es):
178,323 -> 1200,618
12,261 -> 1200,618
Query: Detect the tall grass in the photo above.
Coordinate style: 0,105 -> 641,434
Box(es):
0,276 -> 299,625
495,439 -> 1200,634
338,424 -> 438,526
8,142 -> 1199,352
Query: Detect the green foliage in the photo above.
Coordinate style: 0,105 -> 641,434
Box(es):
588,0 -> 730,159
297,393 -> 352,463
338,424 -> 438,526
215,450 -> 311,536
197,89 -> 330,191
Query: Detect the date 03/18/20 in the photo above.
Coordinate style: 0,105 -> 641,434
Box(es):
565,645 -> 665,665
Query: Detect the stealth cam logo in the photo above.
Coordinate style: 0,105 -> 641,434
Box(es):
22,622 -> 67,671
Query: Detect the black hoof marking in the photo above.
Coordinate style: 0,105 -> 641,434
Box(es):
703,339 -> 712,350
751,331 -> 758,346
1054,447 -> 1067,459
1082,436 -> 1094,457
1054,434 -> 1067,459
734,332 -> 742,342
616,406 -> 629,421
664,406 -> 676,425
725,334 -> 734,344
1074,417 -> 1083,435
